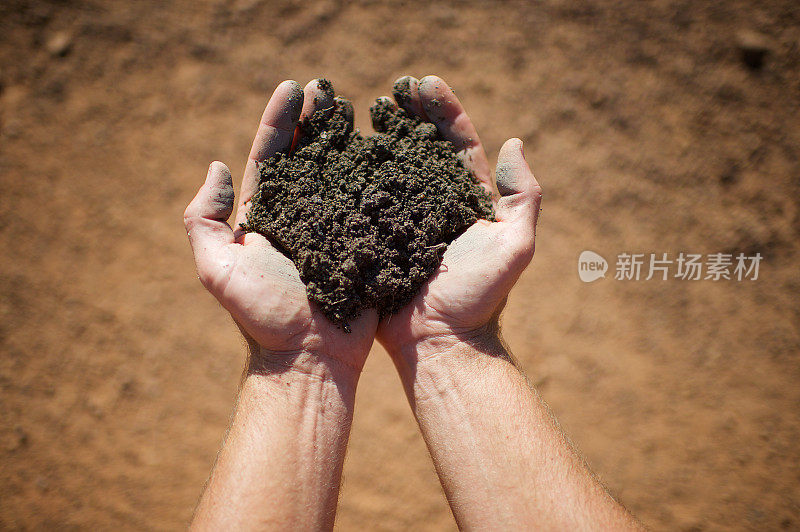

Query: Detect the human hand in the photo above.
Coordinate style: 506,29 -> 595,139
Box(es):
184,80 -> 377,373
377,75 -> 542,361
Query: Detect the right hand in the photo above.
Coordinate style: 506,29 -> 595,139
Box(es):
376,75 -> 543,359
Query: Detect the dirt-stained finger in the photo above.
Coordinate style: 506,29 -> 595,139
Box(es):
495,138 -> 542,231
392,75 -> 427,119
247,80 -> 304,163
184,161 -> 236,290
335,96 -> 355,129
417,75 -> 493,194
301,78 -> 336,122
235,80 -> 304,234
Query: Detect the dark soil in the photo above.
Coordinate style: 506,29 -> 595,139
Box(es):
243,80 -> 494,330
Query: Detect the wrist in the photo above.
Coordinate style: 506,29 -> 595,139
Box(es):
246,343 -> 363,389
385,321 -> 513,382
391,330 -> 521,415
386,317 -> 502,358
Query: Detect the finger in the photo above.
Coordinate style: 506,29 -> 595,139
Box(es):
495,138 -> 542,246
335,96 -> 355,131
289,78 -> 337,155
392,75 -> 427,119
417,75 -> 492,192
248,80 -> 305,162
370,96 -> 397,133
300,78 -> 336,121
236,80 -> 304,231
376,95 -> 396,109
184,161 -> 236,288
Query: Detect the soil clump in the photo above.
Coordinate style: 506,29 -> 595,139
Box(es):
243,80 -> 494,330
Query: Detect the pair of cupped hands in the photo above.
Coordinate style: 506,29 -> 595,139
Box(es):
184,75 -> 542,375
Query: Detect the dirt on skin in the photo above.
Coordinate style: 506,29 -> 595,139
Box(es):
243,80 -> 494,329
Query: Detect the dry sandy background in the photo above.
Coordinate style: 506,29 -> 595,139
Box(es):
1,0 -> 799,530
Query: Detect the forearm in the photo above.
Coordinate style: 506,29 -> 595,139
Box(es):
391,333 -> 640,530
191,349 -> 359,531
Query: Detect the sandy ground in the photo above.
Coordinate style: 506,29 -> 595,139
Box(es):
1,1 -> 799,530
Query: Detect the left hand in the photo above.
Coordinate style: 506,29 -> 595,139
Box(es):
184,79 -> 377,373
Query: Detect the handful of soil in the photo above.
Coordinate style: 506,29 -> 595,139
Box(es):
243,81 -> 494,331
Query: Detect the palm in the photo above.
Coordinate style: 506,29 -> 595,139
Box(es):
215,233 -> 376,361
381,211 -> 530,346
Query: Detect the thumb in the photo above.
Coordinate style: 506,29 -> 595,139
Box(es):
184,161 -> 235,289
494,138 -> 542,236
